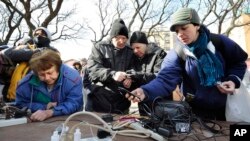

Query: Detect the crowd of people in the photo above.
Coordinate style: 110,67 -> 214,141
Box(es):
0,7 -> 248,122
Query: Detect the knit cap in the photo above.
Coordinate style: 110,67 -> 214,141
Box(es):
110,18 -> 128,39
33,27 -> 52,40
170,8 -> 200,31
130,31 -> 148,45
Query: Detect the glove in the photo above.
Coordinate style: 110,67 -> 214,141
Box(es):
112,71 -> 127,82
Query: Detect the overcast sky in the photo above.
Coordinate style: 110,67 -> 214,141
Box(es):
53,0 -> 248,61
53,40 -> 92,61
53,0 -> 96,61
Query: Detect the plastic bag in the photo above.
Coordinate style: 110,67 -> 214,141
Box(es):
225,71 -> 250,122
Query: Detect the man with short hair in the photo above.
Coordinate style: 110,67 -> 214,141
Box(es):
86,18 -> 133,113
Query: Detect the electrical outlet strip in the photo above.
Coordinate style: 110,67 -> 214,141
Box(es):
0,117 -> 27,127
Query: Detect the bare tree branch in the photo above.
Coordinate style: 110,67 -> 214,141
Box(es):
1,0 -> 249,46
0,0 -> 86,45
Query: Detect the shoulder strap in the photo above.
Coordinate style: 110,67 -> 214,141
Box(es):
174,39 -> 186,61
210,34 -> 226,58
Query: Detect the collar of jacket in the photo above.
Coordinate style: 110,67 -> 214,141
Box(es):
29,68 -> 63,87
183,41 -> 215,60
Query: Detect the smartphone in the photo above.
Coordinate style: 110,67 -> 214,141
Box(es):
117,87 -> 141,101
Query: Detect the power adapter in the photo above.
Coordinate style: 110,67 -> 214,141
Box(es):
157,126 -> 173,137
97,129 -> 111,139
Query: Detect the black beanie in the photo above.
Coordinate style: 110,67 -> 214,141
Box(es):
130,31 -> 148,45
110,18 -> 128,39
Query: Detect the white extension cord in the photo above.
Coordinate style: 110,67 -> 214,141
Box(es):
128,122 -> 167,141
59,111 -> 167,141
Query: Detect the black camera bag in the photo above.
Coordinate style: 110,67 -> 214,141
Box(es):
154,100 -> 192,133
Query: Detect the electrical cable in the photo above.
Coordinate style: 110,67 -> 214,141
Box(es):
57,111 -> 229,141
112,120 -> 132,130
2,105 -> 22,111
67,117 -> 151,139
60,111 -> 167,141
60,111 -> 111,141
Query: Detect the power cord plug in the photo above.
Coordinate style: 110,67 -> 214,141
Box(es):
157,126 -> 173,137
101,114 -> 113,123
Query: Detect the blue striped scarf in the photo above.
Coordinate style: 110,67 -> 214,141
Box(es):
187,26 -> 224,86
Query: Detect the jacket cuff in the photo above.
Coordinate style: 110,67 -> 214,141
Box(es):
52,108 -> 63,116
141,88 -> 150,102
224,75 -> 241,88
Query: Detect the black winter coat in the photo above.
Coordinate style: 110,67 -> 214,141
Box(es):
87,40 -> 133,113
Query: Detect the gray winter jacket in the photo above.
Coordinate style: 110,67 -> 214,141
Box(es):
127,43 -> 166,89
